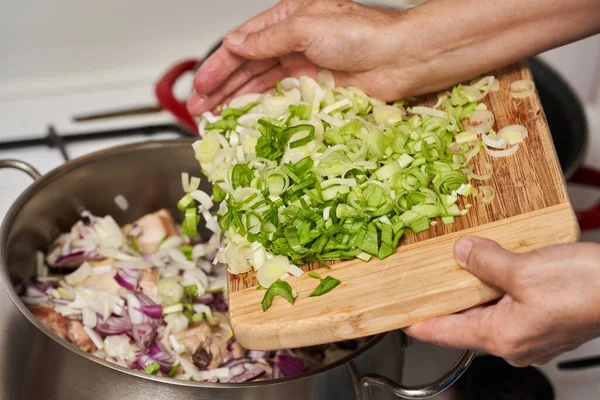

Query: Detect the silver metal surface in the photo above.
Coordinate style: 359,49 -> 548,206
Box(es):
0,139 -> 472,399
0,159 -> 42,179
359,349 -> 476,399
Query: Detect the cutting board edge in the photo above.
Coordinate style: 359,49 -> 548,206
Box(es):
229,202 -> 579,350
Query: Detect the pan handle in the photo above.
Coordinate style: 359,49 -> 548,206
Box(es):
0,159 -> 42,180
155,59 -> 201,134
357,348 -> 475,399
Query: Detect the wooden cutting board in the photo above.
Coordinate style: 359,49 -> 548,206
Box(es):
227,61 -> 580,350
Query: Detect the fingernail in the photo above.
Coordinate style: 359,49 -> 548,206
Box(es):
225,32 -> 246,45
455,237 -> 475,267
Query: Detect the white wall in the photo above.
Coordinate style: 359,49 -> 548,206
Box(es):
0,0 -> 598,103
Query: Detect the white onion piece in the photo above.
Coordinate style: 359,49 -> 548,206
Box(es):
470,162 -> 494,181
279,272 -> 291,281
482,132 -> 508,149
409,106 -> 447,118
201,111 -> 218,123
280,77 -> 300,90
317,69 -> 336,89
480,186 -> 496,204
229,93 -> 261,109
190,190 -> 213,211
82,307 -> 97,328
464,110 -> 495,135
65,262 -> 92,285
485,143 -> 520,158
114,195 -> 129,211
510,79 -> 535,98
286,264 -> 304,277
318,112 -> 347,127
498,124 -> 528,144
321,98 -> 352,115
84,326 -> 104,350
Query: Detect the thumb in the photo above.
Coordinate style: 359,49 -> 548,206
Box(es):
455,236 -> 521,294
224,18 -> 313,60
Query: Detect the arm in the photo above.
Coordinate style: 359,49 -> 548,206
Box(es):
188,0 -> 600,115
396,0 -> 600,97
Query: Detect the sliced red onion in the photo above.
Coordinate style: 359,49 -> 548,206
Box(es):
229,364 -> 246,377
229,368 -> 265,383
55,248 -> 100,267
95,315 -> 133,335
272,365 -> 283,379
221,357 -> 252,369
133,341 -> 173,373
132,324 -> 156,350
276,355 -> 305,376
127,292 -> 159,325
114,269 -> 141,291
51,298 -> 70,305
141,305 -> 163,319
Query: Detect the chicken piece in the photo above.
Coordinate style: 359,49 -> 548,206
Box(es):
139,269 -> 159,302
79,271 -> 121,297
29,306 -> 69,339
126,209 -> 178,254
67,320 -> 95,352
174,321 -> 213,353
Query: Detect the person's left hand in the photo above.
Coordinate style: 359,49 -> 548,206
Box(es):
404,236 -> 600,367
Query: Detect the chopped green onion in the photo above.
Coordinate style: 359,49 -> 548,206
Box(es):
184,284 -> 199,300
144,362 -> 161,375
130,235 -> 142,255
309,276 -> 341,297
177,194 -> 195,211
308,271 -> 322,280
261,280 -> 296,311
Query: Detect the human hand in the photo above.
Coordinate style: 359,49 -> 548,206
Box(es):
188,0 -> 418,115
404,237 -> 600,367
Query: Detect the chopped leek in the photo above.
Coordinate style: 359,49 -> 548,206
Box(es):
309,276 -> 341,297
185,72 -> 512,310
261,280 -> 296,311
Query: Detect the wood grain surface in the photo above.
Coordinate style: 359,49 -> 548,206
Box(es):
227,61 -> 580,350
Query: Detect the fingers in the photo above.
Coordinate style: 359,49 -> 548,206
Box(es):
192,1 -> 295,97
230,65 -> 288,97
454,236 -> 522,294
193,45 -> 247,96
403,308 -> 491,350
189,65 -> 288,115
224,17 -> 314,60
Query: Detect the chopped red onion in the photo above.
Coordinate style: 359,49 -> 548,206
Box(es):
132,324 -> 156,350
127,292 -> 160,325
114,269 -> 141,291
141,304 -> 163,319
228,368 -> 265,383
276,355 -> 305,376
221,357 -> 252,369
95,315 -> 133,335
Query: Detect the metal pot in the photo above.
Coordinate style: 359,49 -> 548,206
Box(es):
0,140 -> 473,400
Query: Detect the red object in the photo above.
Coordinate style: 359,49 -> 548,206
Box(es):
154,59 -> 200,135
568,166 -> 600,230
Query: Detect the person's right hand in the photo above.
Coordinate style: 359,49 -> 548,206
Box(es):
404,237 -> 600,367
188,0 -> 418,116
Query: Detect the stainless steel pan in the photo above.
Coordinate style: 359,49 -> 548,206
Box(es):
0,139 -> 473,399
